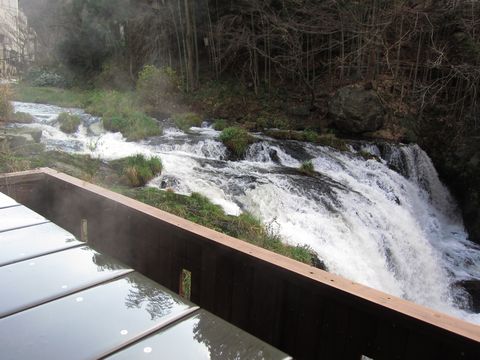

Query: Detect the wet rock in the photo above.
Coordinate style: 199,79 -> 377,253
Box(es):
160,175 -> 181,190
435,137 -> 480,245
0,126 -> 42,144
456,279 -> 480,313
328,85 -> 385,133
29,130 -> 42,143
311,254 -> 327,271
269,149 -> 280,163
88,121 -> 104,136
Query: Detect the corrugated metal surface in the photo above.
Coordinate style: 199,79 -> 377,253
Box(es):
0,191 -> 290,360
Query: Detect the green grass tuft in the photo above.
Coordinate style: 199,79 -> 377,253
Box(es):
212,119 -> 228,131
111,154 -> 162,187
299,160 -> 315,176
219,126 -> 254,158
103,112 -> 161,141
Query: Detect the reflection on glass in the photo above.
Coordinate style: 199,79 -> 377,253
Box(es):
193,312 -> 270,360
124,277 -> 185,320
91,252 -> 126,271
107,310 -> 288,360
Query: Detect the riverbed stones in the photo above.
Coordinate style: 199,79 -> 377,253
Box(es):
328,86 -> 385,133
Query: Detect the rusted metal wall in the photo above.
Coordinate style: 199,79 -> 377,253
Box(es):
1,169 -> 479,360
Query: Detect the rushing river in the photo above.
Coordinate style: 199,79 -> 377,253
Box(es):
12,101 -> 480,324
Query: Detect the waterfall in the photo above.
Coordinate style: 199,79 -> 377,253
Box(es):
12,101 -> 480,324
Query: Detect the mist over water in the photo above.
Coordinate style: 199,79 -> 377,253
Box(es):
13,101 -> 480,324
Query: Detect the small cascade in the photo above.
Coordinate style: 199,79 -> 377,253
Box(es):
154,139 -> 227,160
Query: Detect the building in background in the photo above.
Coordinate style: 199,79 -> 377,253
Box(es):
0,0 -> 35,79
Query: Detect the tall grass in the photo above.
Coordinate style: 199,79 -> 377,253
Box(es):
0,84 -> 14,122
13,84 -> 86,107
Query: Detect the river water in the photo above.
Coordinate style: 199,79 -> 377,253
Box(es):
12,101 -> 480,324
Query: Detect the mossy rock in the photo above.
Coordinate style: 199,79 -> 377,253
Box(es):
12,112 -> 35,124
358,150 -> 380,161
57,112 -> 82,134
329,86 -> 385,133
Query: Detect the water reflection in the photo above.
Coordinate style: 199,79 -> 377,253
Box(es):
91,252 -> 126,271
192,311 -> 270,360
124,277 -> 184,320
107,309 -> 286,359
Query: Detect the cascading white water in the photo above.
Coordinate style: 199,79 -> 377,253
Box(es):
12,101 -> 480,323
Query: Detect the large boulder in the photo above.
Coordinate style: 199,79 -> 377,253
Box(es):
329,86 -> 385,133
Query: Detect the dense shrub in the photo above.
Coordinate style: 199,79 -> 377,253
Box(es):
112,154 -> 162,187
219,127 -> 254,158
0,85 -> 14,122
26,68 -> 68,88
57,112 -> 82,133
172,112 -> 202,131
